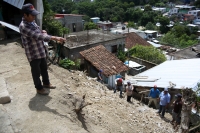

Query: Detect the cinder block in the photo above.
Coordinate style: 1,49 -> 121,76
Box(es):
0,77 -> 11,104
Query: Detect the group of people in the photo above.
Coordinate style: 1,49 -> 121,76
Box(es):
99,71 -> 182,127
98,70 -> 134,99
148,85 -> 182,127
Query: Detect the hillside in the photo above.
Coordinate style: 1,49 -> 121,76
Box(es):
0,41 -> 174,133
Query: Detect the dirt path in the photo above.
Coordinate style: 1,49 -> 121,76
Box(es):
0,42 -> 175,133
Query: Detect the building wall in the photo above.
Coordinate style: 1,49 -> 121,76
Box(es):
62,38 -> 126,63
64,16 -> 83,32
129,56 -> 157,70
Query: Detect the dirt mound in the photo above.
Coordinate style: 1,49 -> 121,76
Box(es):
0,42 -> 174,133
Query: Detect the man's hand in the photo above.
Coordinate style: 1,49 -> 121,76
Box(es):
51,36 -> 66,43
42,30 -> 47,34
56,37 -> 66,43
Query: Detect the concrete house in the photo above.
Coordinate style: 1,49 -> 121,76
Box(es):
188,10 -> 200,18
55,14 -> 84,32
152,7 -> 167,13
90,17 -> 100,24
80,45 -> 129,88
97,21 -> 113,31
175,5 -> 196,14
61,29 -> 126,63
168,8 -> 179,15
144,30 -> 158,39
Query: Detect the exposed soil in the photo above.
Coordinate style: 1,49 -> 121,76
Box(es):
0,40 -> 175,133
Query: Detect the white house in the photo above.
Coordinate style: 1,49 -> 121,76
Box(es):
188,10 -> 200,18
168,8 -> 179,15
152,7 -> 167,13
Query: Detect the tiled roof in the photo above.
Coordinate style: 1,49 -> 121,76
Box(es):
124,32 -> 151,49
80,45 -> 129,77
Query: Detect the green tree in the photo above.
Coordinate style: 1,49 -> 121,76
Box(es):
160,30 -> 198,48
116,43 -> 126,62
125,8 -> 142,22
155,2 -> 165,7
145,22 -> 155,30
84,22 -> 97,30
194,0 -> 200,8
128,45 -> 166,64
144,4 -> 152,12
140,12 -> 154,26
50,0 -> 75,14
43,0 -> 69,36
156,16 -> 170,33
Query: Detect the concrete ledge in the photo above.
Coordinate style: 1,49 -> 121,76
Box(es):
0,77 -> 11,104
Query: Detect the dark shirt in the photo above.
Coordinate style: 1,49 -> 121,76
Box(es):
174,100 -> 182,113
98,72 -> 102,80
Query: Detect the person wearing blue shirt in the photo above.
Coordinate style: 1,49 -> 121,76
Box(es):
148,85 -> 160,109
157,87 -> 171,118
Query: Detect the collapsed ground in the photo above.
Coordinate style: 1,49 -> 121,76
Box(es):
0,41 -> 175,133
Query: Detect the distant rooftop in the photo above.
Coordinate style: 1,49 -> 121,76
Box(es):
169,44 -> 200,59
55,14 -> 84,18
97,21 -> 112,24
64,30 -> 125,49
91,17 -> 100,20
175,5 -> 195,9
144,30 -> 157,34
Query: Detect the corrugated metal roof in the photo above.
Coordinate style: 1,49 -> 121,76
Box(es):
3,0 -> 25,9
0,21 -> 19,33
133,59 -> 200,91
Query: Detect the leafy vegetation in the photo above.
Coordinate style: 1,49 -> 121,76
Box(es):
59,58 -> 75,69
84,22 -> 98,30
145,22 -> 156,30
45,0 -> 199,49
74,59 -> 81,70
128,45 -> 166,64
161,24 -> 198,48
116,44 -> 127,62
42,0 -> 69,36
47,0 -> 168,23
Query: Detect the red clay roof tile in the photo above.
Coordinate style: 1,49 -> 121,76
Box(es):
124,32 -> 151,49
80,45 -> 129,77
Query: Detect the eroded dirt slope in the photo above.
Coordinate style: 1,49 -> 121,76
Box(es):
0,42 -> 174,133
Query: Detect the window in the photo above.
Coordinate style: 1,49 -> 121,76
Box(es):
111,45 -> 117,53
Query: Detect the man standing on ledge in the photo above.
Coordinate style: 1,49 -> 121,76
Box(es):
148,85 -> 160,109
19,3 -> 66,95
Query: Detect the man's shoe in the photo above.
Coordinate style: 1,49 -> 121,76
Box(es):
160,115 -> 164,118
43,84 -> 56,89
37,89 -> 49,95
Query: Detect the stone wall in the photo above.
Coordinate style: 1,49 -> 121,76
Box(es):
129,56 -> 157,70
64,16 -> 83,32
